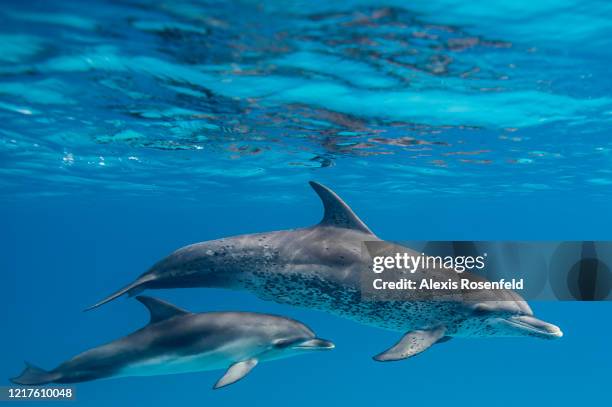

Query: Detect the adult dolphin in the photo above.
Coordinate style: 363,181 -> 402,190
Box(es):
87,182 -> 562,361
12,296 -> 334,389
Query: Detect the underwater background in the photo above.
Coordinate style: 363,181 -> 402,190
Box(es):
1,0 -> 611,405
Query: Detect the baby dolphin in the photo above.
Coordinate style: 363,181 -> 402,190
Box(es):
11,296 -> 334,389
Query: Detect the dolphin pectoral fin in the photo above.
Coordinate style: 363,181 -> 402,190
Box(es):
213,359 -> 258,390
435,335 -> 453,344
373,326 -> 447,362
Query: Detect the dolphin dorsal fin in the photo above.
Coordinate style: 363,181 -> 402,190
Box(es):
135,296 -> 190,324
309,181 -> 374,234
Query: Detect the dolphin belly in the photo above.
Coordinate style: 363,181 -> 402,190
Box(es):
116,352 -> 229,378
241,269 -> 458,332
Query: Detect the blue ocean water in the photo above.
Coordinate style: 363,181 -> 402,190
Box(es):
1,0 -> 611,405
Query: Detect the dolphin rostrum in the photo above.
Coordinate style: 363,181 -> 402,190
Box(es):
12,296 -> 334,388
88,182 -> 562,361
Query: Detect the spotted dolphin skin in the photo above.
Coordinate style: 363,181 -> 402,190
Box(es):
12,297 -> 334,389
88,182 -> 562,361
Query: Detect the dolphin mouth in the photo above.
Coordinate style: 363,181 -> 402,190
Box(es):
292,338 -> 335,350
505,315 -> 563,339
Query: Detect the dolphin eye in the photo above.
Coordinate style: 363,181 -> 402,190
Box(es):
473,307 -> 489,316
472,303 -> 494,316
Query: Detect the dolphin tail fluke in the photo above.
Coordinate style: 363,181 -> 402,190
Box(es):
11,362 -> 60,385
84,275 -> 154,312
